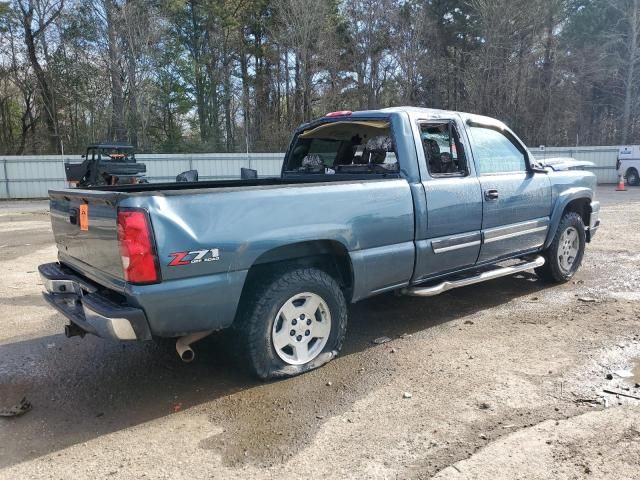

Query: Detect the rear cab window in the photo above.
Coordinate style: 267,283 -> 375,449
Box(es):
283,119 -> 400,177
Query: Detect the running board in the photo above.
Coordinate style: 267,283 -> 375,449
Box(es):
401,256 -> 545,297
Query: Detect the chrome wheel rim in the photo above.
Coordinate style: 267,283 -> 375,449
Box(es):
558,227 -> 579,273
271,292 -> 331,365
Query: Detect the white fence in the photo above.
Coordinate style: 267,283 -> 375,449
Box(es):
0,146 -> 621,199
533,146 -> 619,184
0,153 -> 283,199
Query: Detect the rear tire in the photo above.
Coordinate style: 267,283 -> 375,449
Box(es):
232,267 -> 347,380
627,168 -> 640,186
535,211 -> 586,283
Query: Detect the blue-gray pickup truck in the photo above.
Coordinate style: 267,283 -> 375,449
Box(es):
40,107 -> 600,379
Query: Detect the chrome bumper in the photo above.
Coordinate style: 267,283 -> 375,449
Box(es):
39,263 -> 151,341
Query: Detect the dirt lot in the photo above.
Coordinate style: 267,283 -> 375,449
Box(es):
1,187 -> 639,479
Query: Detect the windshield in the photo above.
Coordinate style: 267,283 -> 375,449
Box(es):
284,120 -> 399,174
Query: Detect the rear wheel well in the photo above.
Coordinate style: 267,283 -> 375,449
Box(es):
241,241 -> 354,304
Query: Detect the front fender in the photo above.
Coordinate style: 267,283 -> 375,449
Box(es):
544,187 -> 593,249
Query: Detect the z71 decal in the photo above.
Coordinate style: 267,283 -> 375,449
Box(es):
168,248 -> 220,266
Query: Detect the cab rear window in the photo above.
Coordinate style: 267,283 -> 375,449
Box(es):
284,120 -> 399,174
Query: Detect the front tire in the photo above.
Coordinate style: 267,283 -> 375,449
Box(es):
233,267 -> 347,380
536,212 -> 586,283
627,168 -> 640,186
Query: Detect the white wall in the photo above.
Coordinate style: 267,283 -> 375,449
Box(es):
0,153 -> 284,199
534,146 -> 619,184
0,147 -> 622,199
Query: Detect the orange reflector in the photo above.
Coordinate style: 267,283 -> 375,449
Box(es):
79,204 -> 89,231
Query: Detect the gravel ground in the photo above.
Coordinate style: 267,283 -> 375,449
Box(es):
0,186 -> 639,479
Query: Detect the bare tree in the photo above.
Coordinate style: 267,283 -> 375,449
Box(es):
341,0 -> 395,109
14,0 -> 63,152
1,0 -> 640,154
273,0 -> 330,122
618,0 -> 640,143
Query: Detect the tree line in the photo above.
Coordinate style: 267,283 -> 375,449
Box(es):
0,0 -> 638,155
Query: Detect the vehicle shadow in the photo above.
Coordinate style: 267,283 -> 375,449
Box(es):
0,272 -> 552,468
343,271 -> 550,354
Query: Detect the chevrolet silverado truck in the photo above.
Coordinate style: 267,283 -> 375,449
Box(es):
40,107 -> 600,379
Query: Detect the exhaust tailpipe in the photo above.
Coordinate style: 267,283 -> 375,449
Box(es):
176,343 -> 195,362
175,331 -> 213,363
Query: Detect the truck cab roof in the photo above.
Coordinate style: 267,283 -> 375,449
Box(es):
311,106 -> 510,131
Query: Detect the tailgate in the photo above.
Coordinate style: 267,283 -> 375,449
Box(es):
49,189 -> 125,289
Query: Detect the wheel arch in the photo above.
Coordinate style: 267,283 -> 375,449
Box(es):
240,240 -> 355,304
564,197 -> 591,226
544,189 -> 592,249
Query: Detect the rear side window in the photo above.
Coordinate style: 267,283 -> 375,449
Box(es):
420,121 -> 468,177
467,126 -> 527,175
284,120 -> 399,175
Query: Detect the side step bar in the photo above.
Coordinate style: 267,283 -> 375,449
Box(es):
402,256 -> 545,297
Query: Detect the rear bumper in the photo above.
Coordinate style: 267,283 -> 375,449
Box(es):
39,263 -> 151,341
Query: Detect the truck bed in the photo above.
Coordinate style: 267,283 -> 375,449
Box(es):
73,173 -> 399,195
48,174 -> 411,297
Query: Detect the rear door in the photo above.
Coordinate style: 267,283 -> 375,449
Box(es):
465,122 -> 552,263
412,116 -> 483,282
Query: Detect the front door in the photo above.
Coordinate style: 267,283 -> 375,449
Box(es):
466,124 -> 552,263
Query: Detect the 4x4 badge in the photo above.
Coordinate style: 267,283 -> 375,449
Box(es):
168,249 -> 220,266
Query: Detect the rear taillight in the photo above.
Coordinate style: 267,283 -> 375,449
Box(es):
117,209 -> 160,284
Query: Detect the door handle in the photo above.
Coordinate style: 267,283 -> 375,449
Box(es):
484,189 -> 499,200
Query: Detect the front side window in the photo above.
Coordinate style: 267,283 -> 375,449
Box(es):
467,126 -> 527,175
284,120 -> 399,175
